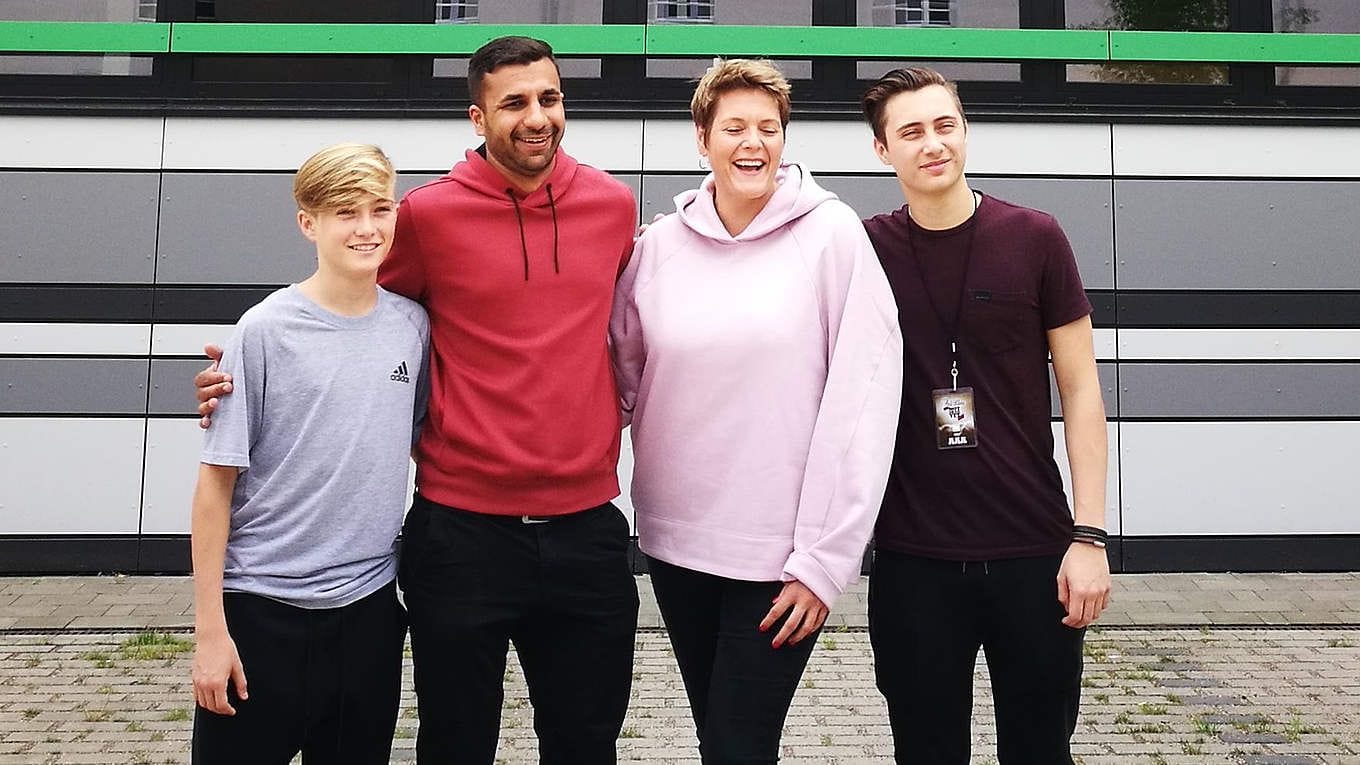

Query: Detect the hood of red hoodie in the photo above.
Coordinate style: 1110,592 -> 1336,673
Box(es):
447,145 -> 580,207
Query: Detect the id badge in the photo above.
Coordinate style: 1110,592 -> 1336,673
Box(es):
932,386 -> 978,450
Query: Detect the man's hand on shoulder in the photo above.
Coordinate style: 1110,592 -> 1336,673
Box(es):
194,343 -> 231,429
1057,541 -> 1111,629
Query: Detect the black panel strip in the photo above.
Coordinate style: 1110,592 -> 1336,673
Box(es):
1120,534 -> 1360,573
1118,291 -> 1360,329
1088,290 -> 1115,327
0,536 -> 139,574
153,286 -> 283,324
137,535 -> 192,573
0,285 -> 153,322
7,286 -> 1356,329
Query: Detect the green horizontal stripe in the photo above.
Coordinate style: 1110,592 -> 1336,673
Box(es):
169,23 -> 645,55
645,25 -> 1109,61
1111,31 -> 1360,64
0,21 -> 169,54
1,21 -> 1359,65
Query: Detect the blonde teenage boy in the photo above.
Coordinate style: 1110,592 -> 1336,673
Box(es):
189,143 -> 428,764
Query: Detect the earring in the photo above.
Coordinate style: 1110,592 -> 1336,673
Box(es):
698,155 -> 710,171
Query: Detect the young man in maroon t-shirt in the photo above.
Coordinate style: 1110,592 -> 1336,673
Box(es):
860,67 -> 1111,764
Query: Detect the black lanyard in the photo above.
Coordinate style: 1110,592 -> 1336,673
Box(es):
902,192 -> 980,391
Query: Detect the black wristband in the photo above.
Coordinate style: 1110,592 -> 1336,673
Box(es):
1072,524 -> 1108,541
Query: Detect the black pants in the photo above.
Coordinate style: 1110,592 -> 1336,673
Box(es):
648,556 -> 821,764
868,551 -> 1084,765
191,581 -> 406,765
399,494 -> 639,764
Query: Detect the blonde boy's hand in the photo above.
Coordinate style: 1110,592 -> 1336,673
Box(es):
192,630 -> 248,715
194,343 -> 231,429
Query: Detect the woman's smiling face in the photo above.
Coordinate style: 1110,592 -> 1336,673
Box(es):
697,87 -> 786,214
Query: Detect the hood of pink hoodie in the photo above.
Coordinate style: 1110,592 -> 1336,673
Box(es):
673,162 -> 837,243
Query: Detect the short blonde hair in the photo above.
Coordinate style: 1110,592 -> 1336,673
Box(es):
292,143 -> 395,213
690,59 -> 791,136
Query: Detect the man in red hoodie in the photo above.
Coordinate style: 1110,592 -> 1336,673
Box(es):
197,36 -> 640,765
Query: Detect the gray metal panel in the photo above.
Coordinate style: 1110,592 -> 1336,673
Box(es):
974,178 -> 1115,290
0,417 -> 146,534
0,172 -> 159,283
0,358 -> 148,414
641,174 -> 1115,290
148,358 -> 212,416
1114,179 -> 1360,290
157,173 -> 315,285
1050,362 -> 1118,419
1119,363 -> 1360,418
640,174 -> 702,223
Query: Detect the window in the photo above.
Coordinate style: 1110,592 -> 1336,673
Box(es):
647,0 -> 810,80
1065,0 -> 1229,85
874,0 -> 953,27
1273,0 -> 1360,86
435,0 -> 478,24
654,1 -> 715,24
856,0 -> 1021,83
432,0 -> 602,81
0,1 -> 158,76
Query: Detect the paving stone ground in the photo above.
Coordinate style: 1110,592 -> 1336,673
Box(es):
1,573 -> 1358,764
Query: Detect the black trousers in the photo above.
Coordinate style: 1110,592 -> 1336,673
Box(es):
868,551 -> 1084,765
648,556 -> 821,765
399,494 -> 639,765
191,581 -> 406,765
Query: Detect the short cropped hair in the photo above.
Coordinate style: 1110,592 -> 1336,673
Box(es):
690,59 -> 792,136
860,67 -> 965,142
468,36 -> 559,105
292,143 -> 395,214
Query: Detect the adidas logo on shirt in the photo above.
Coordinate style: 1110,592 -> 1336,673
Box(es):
390,361 -> 410,384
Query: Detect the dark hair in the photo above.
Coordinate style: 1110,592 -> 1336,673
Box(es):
860,67 -> 964,142
468,36 -> 558,105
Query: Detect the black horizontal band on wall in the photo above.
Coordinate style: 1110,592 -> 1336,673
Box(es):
9,285 -> 1357,330
1117,291 -> 1360,329
8,534 -> 1358,576
0,284 -> 276,324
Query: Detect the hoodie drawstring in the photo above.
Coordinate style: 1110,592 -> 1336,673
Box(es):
505,186 -> 561,280
546,183 -> 560,275
506,189 -> 530,281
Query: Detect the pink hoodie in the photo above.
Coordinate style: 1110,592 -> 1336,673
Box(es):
610,164 -> 903,608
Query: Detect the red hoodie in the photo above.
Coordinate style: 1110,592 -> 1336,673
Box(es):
380,148 -> 637,515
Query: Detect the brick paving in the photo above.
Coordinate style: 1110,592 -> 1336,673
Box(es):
1,573 -> 1358,763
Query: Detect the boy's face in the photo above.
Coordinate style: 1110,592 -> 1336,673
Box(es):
297,193 -> 397,279
469,57 -> 566,191
872,85 -> 968,201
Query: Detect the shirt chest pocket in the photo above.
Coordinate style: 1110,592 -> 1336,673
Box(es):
960,289 -> 1036,355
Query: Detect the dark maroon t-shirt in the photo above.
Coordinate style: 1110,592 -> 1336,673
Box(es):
864,193 -> 1092,560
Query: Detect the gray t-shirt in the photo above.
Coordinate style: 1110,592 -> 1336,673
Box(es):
202,285 -> 429,609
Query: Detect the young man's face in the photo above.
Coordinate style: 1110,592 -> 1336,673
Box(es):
696,88 -> 786,213
470,58 -> 566,191
298,194 -> 397,279
872,84 -> 968,201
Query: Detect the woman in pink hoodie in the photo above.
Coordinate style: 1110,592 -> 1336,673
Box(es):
610,60 -> 904,762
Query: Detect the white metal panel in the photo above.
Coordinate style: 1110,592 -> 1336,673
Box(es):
0,323 -> 150,356
150,324 -> 236,357
140,418 -> 206,535
1093,328 -> 1116,361
0,418 -> 145,533
1119,329 -> 1360,361
0,116 -> 164,169
644,119 -> 1112,175
162,117 -> 643,173
141,418 -> 418,534
1051,422 -> 1121,536
1120,421 -> 1360,535
1113,125 -> 1360,178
